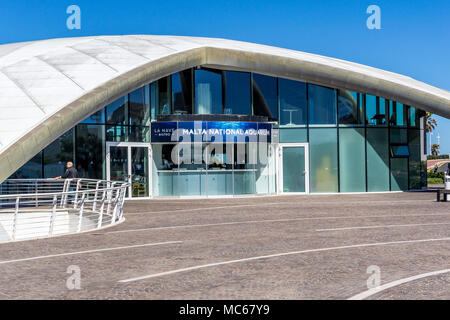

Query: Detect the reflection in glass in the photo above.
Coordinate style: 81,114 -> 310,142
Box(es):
156,76 -> 171,115
279,78 -> 307,126
252,74 -> 278,121
224,71 -> 251,115
76,125 -> 104,179
8,152 -> 43,179
81,109 -> 105,124
172,69 -> 193,115
282,146 -> 305,193
109,146 -> 128,182
43,129 -> 74,178
106,97 -> 127,125
338,90 -> 363,125
131,147 -> 149,197
195,69 -> 223,114
308,84 -> 336,125
391,158 -> 408,191
366,128 -> 389,191
129,87 -> 149,126
309,128 -> 338,193
408,129 -> 421,189
339,128 -> 366,192
106,125 -> 128,142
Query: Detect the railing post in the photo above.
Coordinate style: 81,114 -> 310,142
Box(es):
93,180 -> 101,212
12,197 -> 19,241
97,190 -> 107,228
77,193 -> 86,233
111,189 -> 120,225
73,179 -> 81,209
117,185 -> 126,221
61,179 -> 71,209
48,195 -> 57,236
34,180 -> 38,208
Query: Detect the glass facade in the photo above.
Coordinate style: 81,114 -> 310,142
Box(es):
309,128 -> 338,193
308,84 -> 336,126
9,66 -> 426,197
252,74 -> 278,121
366,128 -> 390,192
195,68 -> 223,114
279,78 -> 307,126
339,128 -> 366,192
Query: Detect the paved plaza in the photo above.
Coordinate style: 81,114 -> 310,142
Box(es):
0,191 -> 448,299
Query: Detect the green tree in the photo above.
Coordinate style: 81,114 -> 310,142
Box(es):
426,112 -> 437,133
431,144 -> 440,156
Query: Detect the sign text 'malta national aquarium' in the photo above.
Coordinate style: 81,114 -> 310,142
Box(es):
151,122 -> 272,143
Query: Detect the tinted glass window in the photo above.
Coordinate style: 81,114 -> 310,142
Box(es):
338,90 -> 363,125
366,128 -> 390,191
81,109 -> 105,124
309,128 -> 338,192
279,78 -> 307,126
157,76 -> 171,115
8,152 -> 43,179
172,69 -> 193,115
106,97 -> 127,125
129,87 -> 149,126
195,69 -> 223,114
43,129 -> 74,178
252,74 -> 278,121
224,71 -> 251,115
308,84 -> 336,125
76,124 -> 104,179
339,128 -> 366,192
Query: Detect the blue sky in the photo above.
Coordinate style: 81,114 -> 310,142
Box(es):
1,0 -> 449,153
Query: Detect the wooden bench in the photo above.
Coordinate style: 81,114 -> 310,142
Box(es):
437,189 -> 450,202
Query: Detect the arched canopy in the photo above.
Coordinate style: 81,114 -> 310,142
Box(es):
0,35 -> 449,182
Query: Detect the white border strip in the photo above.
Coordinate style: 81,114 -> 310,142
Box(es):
348,268 -> 450,300
126,199 -> 433,215
317,222 -> 450,232
118,237 -> 450,283
0,241 -> 182,265
104,213 -> 450,235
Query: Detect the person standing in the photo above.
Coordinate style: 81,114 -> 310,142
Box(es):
55,161 -> 79,180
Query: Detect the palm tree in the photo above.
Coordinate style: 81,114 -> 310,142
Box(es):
431,144 -> 440,156
426,112 -> 437,132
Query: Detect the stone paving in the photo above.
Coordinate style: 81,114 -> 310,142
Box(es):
0,191 -> 448,299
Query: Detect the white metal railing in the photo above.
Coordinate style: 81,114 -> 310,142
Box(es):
0,178 -> 129,242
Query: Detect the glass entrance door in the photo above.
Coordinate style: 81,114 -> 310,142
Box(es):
107,143 -> 151,198
279,143 -> 309,194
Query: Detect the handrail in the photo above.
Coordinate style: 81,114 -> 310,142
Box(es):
0,178 -> 129,243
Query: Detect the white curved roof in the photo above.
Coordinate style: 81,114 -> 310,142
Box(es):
0,35 -> 449,182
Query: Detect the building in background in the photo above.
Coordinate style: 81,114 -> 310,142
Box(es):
1,35 -> 449,198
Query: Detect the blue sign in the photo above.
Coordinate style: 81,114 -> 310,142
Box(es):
151,121 -> 271,143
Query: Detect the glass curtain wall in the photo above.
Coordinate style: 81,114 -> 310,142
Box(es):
252,74 -> 278,121
8,66 -> 425,195
366,128 -> 390,191
339,128 -> 366,192
309,128 -> 338,193
224,71 -> 251,115
195,69 -> 223,114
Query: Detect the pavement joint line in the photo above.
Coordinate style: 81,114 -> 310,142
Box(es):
117,237 -> 450,283
316,222 -> 450,232
0,241 -> 182,265
347,268 -> 450,300
125,199 -> 434,215
102,213 -> 450,235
